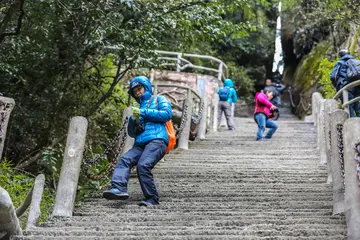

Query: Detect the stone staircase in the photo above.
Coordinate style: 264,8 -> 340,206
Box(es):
13,111 -> 347,239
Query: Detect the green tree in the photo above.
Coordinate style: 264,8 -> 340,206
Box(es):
0,0 -> 270,171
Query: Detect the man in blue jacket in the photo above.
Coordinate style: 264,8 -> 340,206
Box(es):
217,78 -> 238,130
330,49 -> 360,117
103,76 -> 172,206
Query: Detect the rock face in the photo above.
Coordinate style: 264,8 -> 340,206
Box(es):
13,105 -> 346,239
281,13 -> 360,119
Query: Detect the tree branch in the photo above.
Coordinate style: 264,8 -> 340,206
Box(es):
85,57 -> 138,117
16,136 -> 65,169
0,0 -> 26,42
161,0 -> 211,15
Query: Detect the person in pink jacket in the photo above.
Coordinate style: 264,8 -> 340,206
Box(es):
254,89 -> 278,141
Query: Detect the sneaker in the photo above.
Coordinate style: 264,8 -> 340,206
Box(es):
138,200 -> 159,207
103,188 -> 129,200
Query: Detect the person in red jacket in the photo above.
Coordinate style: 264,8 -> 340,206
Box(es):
254,89 -> 278,141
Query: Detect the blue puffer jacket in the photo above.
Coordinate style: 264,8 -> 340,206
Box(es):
330,54 -> 354,91
218,78 -> 238,105
127,76 -> 172,146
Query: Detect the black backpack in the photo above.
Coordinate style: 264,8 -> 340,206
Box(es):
346,58 -> 360,82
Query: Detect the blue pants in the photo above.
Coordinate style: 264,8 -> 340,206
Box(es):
111,139 -> 167,204
348,90 -> 360,118
254,113 -> 278,140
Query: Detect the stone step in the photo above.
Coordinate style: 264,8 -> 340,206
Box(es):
12,235 -> 346,240
41,215 -> 345,228
21,227 -> 346,238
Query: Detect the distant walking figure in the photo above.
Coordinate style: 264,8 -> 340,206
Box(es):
217,78 -> 238,131
263,78 -> 286,105
254,89 -> 278,141
330,49 -> 360,117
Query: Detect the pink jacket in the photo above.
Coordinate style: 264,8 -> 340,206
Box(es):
254,92 -> 273,117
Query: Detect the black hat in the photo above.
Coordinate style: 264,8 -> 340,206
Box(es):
339,49 -> 349,57
130,81 -> 141,89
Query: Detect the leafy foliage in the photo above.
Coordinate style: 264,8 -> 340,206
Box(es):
0,0 -> 273,170
318,57 -> 337,98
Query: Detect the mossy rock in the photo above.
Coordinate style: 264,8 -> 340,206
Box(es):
292,41 -> 333,92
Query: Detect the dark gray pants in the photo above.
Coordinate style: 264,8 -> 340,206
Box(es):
218,101 -> 235,130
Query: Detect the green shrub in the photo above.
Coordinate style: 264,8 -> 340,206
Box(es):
318,57 -> 337,99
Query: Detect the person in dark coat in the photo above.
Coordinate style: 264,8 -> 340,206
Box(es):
330,49 -> 360,117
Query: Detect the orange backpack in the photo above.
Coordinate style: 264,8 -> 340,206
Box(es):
164,119 -> 176,154
148,96 -> 176,154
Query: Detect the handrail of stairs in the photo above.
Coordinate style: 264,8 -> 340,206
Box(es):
287,86 -> 311,112
0,174 -> 45,239
311,79 -> 360,239
104,47 -> 229,81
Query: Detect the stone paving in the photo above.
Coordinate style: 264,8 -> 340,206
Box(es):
13,112 -> 347,239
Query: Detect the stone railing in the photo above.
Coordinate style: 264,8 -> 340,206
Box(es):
150,50 -> 228,81
0,114 -> 86,240
312,79 -> 360,240
0,174 -> 45,239
0,97 -> 15,161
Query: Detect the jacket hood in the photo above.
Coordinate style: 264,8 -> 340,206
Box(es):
224,79 -> 234,88
340,54 -> 354,61
129,76 -> 152,103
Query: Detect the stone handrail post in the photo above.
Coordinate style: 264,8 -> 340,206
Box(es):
343,118 -> 360,240
318,99 -> 327,165
324,99 -> 339,184
342,90 -> 349,115
26,174 -> 45,230
176,53 -> 182,72
211,91 -> 219,133
0,187 -> 22,239
330,110 -> 348,215
52,117 -> 88,217
177,88 -> 192,150
312,92 -> 323,128
197,94 -> 207,140
0,173 -> 45,239
217,62 -> 223,80
119,107 -> 134,156
0,97 -> 15,161
314,93 -> 324,149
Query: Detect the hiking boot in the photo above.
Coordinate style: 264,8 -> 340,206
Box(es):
103,188 -> 129,200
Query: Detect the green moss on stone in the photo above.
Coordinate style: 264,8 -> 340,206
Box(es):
349,27 -> 360,56
292,41 -> 333,92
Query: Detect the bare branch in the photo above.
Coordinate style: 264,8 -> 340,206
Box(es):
84,57 -> 138,117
